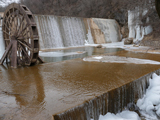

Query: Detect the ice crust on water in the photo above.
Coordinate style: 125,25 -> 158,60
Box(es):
94,73 -> 160,120
93,57 -> 103,59
39,51 -> 86,57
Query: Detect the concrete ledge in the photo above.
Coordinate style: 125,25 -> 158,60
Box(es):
53,69 -> 160,120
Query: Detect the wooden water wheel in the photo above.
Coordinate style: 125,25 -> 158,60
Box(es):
0,3 -> 42,68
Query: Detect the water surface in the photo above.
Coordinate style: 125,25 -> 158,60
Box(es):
40,47 -> 123,63
0,48 -> 160,119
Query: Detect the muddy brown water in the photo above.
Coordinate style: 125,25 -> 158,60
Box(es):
1,47 -> 160,120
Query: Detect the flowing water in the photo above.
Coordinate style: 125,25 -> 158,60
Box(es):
34,15 -> 121,50
0,14 -> 160,120
93,19 -> 121,43
1,50 -> 160,120
35,15 -> 87,49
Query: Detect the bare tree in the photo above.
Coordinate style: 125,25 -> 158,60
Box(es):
19,0 -> 159,37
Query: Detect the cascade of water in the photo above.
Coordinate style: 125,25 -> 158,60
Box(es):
50,16 -> 64,47
60,17 -> 86,47
144,25 -> 153,35
35,15 -> 64,49
128,10 -> 136,39
93,19 -> 121,43
86,19 -> 94,44
128,9 -> 153,42
34,16 -> 44,49
135,25 -> 141,40
34,14 -> 124,50
35,15 -> 87,50
53,69 -> 160,120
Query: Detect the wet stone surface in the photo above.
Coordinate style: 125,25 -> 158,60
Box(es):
0,48 -> 160,119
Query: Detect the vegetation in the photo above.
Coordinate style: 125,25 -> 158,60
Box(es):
18,0 -> 159,35
0,0 -> 159,38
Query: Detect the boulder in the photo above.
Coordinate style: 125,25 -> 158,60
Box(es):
124,38 -> 133,45
96,44 -> 103,48
121,25 -> 129,38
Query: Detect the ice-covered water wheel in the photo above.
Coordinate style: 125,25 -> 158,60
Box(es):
1,3 -> 39,68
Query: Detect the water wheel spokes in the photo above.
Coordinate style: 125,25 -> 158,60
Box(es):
0,3 -> 41,68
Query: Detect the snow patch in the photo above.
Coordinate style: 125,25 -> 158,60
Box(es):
92,73 -> 160,120
93,57 -> 103,60
91,110 -> 140,120
39,51 -> 86,57
137,73 -> 160,119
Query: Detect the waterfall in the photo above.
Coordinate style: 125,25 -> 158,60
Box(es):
34,15 -> 122,50
53,69 -> 160,120
86,19 -> 94,44
93,18 -> 121,43
128,9 -> 153,42
34,15 -> 86,49
128,10 -> 136,39
60,17 -> 86,47
34,15 -> 64,49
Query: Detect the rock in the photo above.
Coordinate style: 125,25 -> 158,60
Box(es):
133,44 -> 139,47
127,103 -> 140,113
121,25 -> 129,38
133,39 -> 140,45
124,38 -> 133,45
96,44 -> 103,48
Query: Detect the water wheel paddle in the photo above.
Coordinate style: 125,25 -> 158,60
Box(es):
0,3 -> 40,68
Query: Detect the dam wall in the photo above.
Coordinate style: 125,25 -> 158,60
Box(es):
34,15 -> 121,50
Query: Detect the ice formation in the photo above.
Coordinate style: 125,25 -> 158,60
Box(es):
137,73 -> 160,119
95,73 -> 160,120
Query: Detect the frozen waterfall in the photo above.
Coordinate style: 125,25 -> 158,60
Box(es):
128,10 -> 153,42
